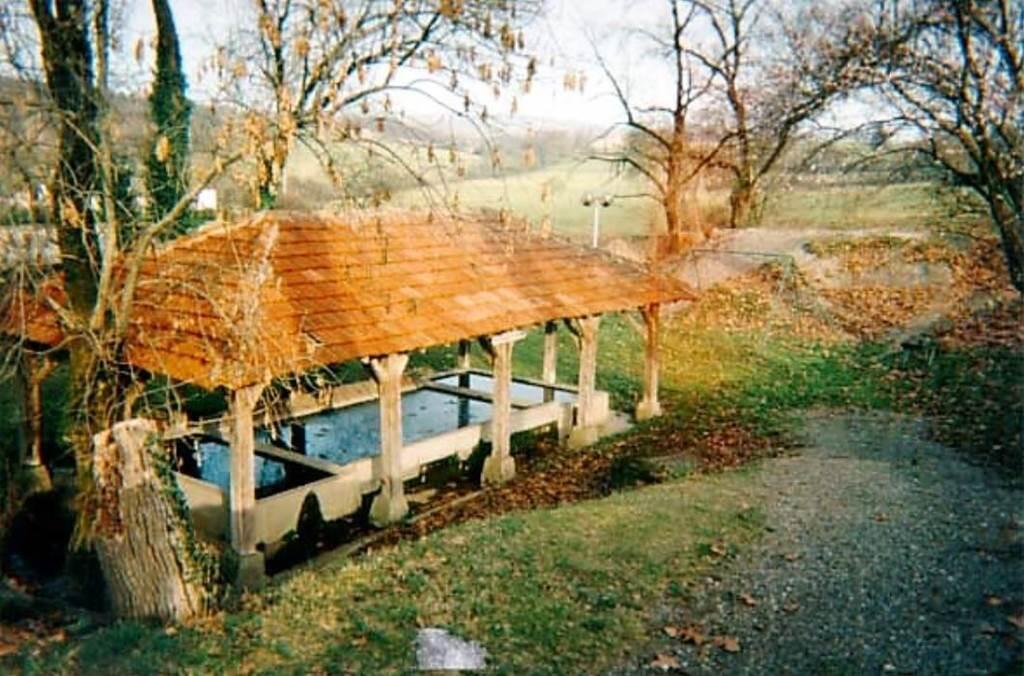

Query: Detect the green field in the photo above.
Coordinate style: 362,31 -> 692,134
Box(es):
390,161 -> 657,240
387,161 -> 980,241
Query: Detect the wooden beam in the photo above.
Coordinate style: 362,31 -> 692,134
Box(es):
575,316 -> 601,428
228,382 -> 265,588
457,340 -> 471,388
636,304 -> 663,420
368,353 -> 410,526
568,315 -> 602,448
447,367 -> 578,394
542,321 -> 558,402
481,335 -> 519,485
422,381 -> 534,409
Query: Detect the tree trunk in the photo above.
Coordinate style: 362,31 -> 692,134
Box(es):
729,180 -> 758,228
256,133 -> 290,209
14,353 -> 55,495
990,197 -> 1024,295
92,419 -> 214,621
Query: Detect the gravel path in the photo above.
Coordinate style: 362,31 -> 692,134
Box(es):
615,410 -> 1024,675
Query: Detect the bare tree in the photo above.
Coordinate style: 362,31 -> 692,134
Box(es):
590,0 -> 865,252
685,0 -> 859,227
229,0 -> 539,207
589,1 -> 721,253
857,0 -> 1022,293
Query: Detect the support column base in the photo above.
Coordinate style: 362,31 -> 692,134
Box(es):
19,463 -> 52,495
369,490 -> 409,527
481,454 -> 516,485
234,550 -> 265,590
635,399 -> 662,422
567,425 -> 600,450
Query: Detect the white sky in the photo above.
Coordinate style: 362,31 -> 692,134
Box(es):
122,0 -> 669,130
121,0 -> 871,134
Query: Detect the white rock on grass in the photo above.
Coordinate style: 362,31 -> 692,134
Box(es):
415,627 -> 488,671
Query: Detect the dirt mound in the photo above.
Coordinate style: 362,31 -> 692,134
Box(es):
674,229 -> 1019,345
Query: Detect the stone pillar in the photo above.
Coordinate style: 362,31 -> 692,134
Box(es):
16,352 -> 55,494
228,383 -> 265,589
480,331 -> 523,485
636,304 -> 663,421
369,353 -> 410,526
569,315 -> 601,448
542,321 -> 558,402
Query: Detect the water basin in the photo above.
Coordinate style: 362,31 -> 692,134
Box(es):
433,373 -> 576,404
262,388 -> 493,466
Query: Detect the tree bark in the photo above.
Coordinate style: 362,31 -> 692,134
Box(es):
15,353 -> 56,494
92,419 -> 213,621
729,180 -> 758,229
994,209 -> 1024,296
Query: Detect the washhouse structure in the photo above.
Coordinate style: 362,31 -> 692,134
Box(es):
4,211 -> 695,584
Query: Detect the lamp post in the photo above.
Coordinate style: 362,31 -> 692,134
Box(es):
581,193 -> 614,248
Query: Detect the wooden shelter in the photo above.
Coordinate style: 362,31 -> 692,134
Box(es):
3,210 -> 695,584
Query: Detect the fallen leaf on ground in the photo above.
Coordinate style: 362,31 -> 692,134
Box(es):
873,512 -> 889,523
663,626 -> 681,638
783,601 -> 801,614
713,635 -> 741,653
739,592 -> 758,607
679,624 -> 707,646
710,542 -> 728,557
649,653 -> 681,671
984,595 -> 1004,607
783,552 -> 801,562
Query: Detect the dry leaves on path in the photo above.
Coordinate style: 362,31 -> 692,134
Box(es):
649,652 -> 682,671
712,635 -> 741,653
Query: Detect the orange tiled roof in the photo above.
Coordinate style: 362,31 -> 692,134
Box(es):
6,210 -> 695,389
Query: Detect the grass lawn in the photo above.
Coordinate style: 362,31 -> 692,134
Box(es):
758,181 -> 981,231
20,470 -> 764,675
14,311 -> 1017,673
3,218 -> 1019,672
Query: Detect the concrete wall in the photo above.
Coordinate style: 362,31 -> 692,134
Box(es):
174,383 -> 609,547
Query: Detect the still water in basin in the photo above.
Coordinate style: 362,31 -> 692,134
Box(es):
275,388 -> 493,465
178,437 -> 329,496
179,389 -> 495,492
178,378 -> 574,492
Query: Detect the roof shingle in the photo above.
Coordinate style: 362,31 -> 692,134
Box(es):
5,210 -> 695,389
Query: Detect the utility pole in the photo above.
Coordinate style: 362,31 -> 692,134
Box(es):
581,193 -> 614,248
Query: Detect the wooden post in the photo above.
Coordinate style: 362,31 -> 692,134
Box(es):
480,331 -> 524,484
228,383 -> 265,589
290,422 -> 307,454
569,315 -> 601,448
457,339 -> 472,385
636,304 -> 663,420
457,339 -> 472,424
542,321 -> 558,402
368,353 -> 410,526
16,352 -> 55,493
